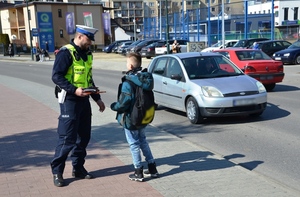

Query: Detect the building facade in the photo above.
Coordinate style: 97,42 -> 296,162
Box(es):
0,2 -> 105,52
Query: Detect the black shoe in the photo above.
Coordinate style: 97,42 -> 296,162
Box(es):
53,174 -> 65,187
72,167 -> 94,179
144,162 -> 159,178
128,166 -> 144,182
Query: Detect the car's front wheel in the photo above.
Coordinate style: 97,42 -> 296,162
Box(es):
264,83 -> 276,91
186,97 -> 204,124
294,55 -> 300,65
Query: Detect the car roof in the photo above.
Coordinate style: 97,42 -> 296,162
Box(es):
256,40 -> 290,44
214,48 -> 258,52
237,38 -> 268,41
155,52 -> 223,59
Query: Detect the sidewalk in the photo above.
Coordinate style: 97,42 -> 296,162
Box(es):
1,54 -> 300,196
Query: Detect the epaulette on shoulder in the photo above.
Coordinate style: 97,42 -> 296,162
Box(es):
59,46 -> 68,51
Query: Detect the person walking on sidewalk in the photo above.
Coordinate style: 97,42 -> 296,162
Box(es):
50,25 -> 106,187
110,52 -> 159,182
8,44 -> 14,57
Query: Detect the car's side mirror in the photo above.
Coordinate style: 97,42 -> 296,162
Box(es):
171,74 -> 182,81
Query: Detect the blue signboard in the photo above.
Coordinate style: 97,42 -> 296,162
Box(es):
37,12 -> 55,52
32,28 -> 39,37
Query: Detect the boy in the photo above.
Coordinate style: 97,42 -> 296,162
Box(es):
110,52 -> 159,182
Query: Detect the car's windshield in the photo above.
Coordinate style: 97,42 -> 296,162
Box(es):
235,50 -> 272,60
233,40 -> 246,47
182,56 -> 243,80
288,41 -> 300,49
212,41 -> 222,47
129,40 -> 143,47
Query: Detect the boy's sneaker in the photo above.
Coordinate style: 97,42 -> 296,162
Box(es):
144,162 -> 159,178
128,166 -> 144,182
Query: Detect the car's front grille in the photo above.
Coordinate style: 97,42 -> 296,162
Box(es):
205,103 -> 266,114
223,91 -> 259,97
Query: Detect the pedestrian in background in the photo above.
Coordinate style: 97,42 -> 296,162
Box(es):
45,41 -> 51,60
172,40 -> 181,53
39,49 -> 45,62
8,44 -> 14,57
110,52 -> 159,182
50,25 -> 106,187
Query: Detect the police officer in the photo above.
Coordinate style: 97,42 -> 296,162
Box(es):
50,25 -> 105,187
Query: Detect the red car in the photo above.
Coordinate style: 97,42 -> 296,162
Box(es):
214,48 -> 284,91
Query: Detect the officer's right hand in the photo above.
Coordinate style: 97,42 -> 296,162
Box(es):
75,87 -> 90,97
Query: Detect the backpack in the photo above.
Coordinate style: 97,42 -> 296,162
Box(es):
127,73 -> 155,127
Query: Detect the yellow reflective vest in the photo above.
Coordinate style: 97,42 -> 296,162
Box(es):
64,44 -> 93,88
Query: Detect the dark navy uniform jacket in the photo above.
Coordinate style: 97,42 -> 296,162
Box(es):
52,39 -> 101,102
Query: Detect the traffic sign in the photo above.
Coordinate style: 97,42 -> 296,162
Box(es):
32,28 -> 39,37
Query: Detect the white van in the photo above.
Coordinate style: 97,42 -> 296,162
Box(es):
201,40 -> 238,52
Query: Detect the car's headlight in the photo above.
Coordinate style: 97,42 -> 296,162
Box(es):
201,86 -> 224,97
283,53 -> 290,57
256,81 -> 266,93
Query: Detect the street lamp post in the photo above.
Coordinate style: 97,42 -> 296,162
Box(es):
133,4 -> 136,41
165,0 -> 169,54
271,0 -> 274,40
159,0 -> 162,39
221,0 -> 225,48
26,0 -> 34,61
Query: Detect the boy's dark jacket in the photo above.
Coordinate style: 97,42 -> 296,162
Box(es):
110,68 -> 153,130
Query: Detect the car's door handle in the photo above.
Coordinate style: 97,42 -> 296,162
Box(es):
163,81 -> 167,85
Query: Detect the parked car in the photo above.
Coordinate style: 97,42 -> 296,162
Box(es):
214,48 -> 284,91
252,40 -> 291,57
116,41 -> 134,54
140,41 -> 165,59
272,40 -> 300,65
103,40 -> 129,53
129,39 -> 161,54
155,39 -> 189,56
201,40 -> 238,52
148,52 -> 267,124
123,40 -> 144,56
232,38 -> 269,49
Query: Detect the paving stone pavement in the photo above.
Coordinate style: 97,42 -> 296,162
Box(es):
0,53 -> 300,196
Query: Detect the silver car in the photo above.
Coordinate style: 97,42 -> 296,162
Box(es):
147,52 -> 267,124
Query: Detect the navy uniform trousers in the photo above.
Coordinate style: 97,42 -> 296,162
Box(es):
51,96 -> 92,175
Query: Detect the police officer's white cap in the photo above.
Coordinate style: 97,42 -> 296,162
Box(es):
76,25 -> 98,41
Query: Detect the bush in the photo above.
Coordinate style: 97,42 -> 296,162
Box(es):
0,34 -> 10,55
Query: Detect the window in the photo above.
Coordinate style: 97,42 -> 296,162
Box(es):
58,9 -> 62,18
149,2 -> 154,7
284,8 -> 289,20
294,7 -> 298,20
166,59 -> 182,78
153,58 -> 167,76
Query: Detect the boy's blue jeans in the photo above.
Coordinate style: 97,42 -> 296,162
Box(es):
124,128 -> 155,169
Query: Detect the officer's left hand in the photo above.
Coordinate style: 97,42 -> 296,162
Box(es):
96,100 -> 105,112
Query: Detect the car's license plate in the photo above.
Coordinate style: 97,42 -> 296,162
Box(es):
275,57 -> 281,60
260,75 -> 274,80
233,98 -> 254,106
142,53 -> 146,55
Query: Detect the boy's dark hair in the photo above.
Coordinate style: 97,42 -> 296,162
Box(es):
127,52 -> 142,68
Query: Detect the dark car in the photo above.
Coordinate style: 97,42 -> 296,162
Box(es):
116,41 -> 134,54
140,41 -> 164,59
272,40 -> 300,65
123,40 -> 144,56
103,40 -> 129,53
128,39 -> 161,54
232,38 -> 269,49
254,40 -> 291,57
